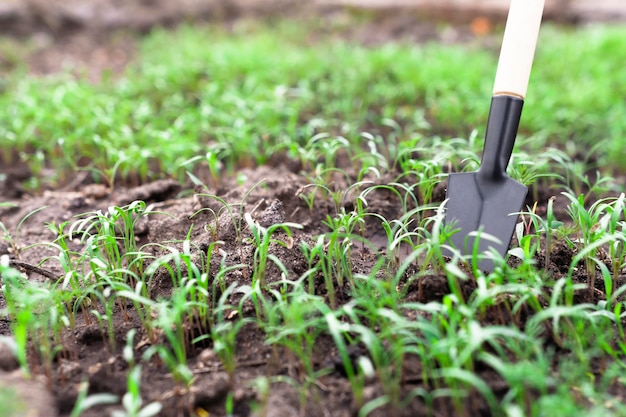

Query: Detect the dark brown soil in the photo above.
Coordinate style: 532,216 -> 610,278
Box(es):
1,2 -> 624,417
3,158 -> 623,417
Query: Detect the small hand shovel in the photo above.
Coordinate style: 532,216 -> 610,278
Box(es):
445,0 -> 545,271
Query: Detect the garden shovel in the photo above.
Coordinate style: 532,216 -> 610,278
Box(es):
444,0 -> 545,271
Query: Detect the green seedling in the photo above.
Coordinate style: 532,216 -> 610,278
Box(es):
46,221 -> 82,282
515,197 -> 564,272
266,277 -> 327,373
247,376 -> 271,417
243,212 -> 302,289
507,140 -> 563,198
300,169 -> 352,215
384,204 -> 443,270
321,212 -> 356,295
70,201 -> 157,283
86,154 -> 128,192
193,282 -> 251,389
182,142 -> 232,188
4,256 -> 72,354
174,244 -> 212,346
69,381 -> 119,417
113,330 -> 163,417
399,159 -> 446,206
322,306 -> 366,410
262,276 -> 330,413
141,292 -> 193,387
0,263 -> 69,379
563,192 -> 623,301
602,193 -> 626,291
0,206 -> 48,259
357,182 -> 422,268
360,182 -> 419,218
548,143 -> 616,202
299,236 -> 325,294
304,133 -> 351,173
344,307 -> 414,410
295,184 -> 318,214
351,132 -> 390,173
194,179 -> 266,254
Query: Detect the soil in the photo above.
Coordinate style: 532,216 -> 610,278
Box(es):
1,1 -> 624,417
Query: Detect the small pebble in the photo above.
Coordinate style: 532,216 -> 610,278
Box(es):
58,360 -> 82,380
0,339 -> 19,372
191,372 -> 230,409
196,348 -> 217,365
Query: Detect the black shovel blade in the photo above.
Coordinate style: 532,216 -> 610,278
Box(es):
445,172 -> 527,271
443,95 -> 527,272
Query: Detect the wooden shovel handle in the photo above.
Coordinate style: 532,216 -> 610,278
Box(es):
493,0 -> 545,99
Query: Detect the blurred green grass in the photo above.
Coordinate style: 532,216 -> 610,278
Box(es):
1,19 -> 625,188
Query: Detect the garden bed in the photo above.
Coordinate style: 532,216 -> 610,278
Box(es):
2,3 -> 626,417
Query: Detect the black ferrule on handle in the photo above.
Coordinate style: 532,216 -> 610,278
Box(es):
477,95 -> 524,181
